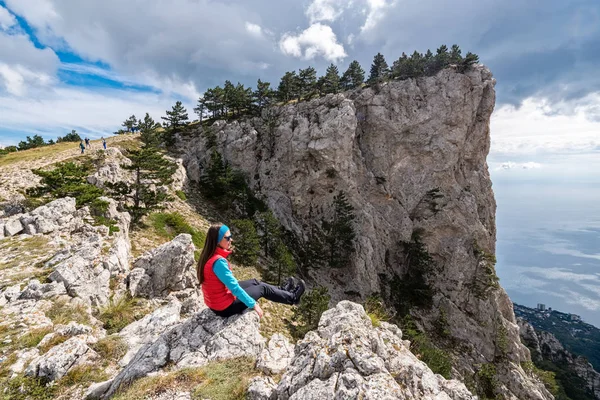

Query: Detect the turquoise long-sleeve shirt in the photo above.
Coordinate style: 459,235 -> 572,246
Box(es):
212,258 -> 256,309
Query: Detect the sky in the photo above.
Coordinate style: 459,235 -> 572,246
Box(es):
0,0 -> 599,323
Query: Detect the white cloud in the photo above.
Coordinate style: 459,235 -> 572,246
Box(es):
306,0 -> 347,23
494,161 -> 543,171
245,22 -> 264,38
361,0 -> 397,32
491,94 -> 600,156
0,5 -> 17,30
280,23 -> 347,62
0,85 -> 191,140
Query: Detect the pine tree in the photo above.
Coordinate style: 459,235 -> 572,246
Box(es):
107,140 -> 177,226
161,101 -> 189,147
223,80 -> 236,116
231,219 -> 261,266
253,79 -> 274,113
368,53 -> 389,83
57,130 -> 82,143
459,52 -> 479,72
341,60 -> 365,90
298,67 -> 317,100
323,191 -> 356,268
322,64 -> 341,94
122,115 -> 138,133
435,45 -> 450,70
138,113 -> 161,146
449,44 -> 462,64
269,242 -> 296,287
291,286 -> 331,339
255,210 -> 281,257
277,71 -> 299,103
18,135 -> 47,150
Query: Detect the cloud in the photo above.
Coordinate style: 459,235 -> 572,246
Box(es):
280,23 -> 347,62
0,5 -> 16,30
245,22 -> 264,38
491,95 -> 600,156
361,0 -> 397,32
495,161 -> 542,171
306,0 -> 347,24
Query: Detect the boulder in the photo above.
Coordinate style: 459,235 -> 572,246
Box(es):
247,376 -> 277,400
257,333 -> 294,375
18,280 -> 67,300
87,148 -> 133,188
19,197 -> 77,235
275,301 -> 475,400
4,217 -> 23,236
25,337 -> 97,381
96,308 -> 264,399
128,234 -> 196,298
118,299 -> 183,366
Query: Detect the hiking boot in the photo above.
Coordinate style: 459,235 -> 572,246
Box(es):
292,279 -> 306,305
281,277 -> 297,292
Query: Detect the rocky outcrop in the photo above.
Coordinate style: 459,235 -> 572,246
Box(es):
518,318 -> 600,399
87,148 -> 133,188
25,337 -> 99,381
92,309 -> 264,399
274,301 -> 474,400
257,333 -> 295,375
182,66 -> 546,398
127,234 -> 196,298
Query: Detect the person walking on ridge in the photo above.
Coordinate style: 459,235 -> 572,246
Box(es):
79,140 -> 85,154
198,224 -> 305,318
102,137 -> 106,150
85,137 -> 90,149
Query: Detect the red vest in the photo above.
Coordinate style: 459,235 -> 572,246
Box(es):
201,247 -> 235,311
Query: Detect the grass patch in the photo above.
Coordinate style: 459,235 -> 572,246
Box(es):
38,334 -> 68,354
96,296 -> 150,334
111,358 -> 257,400
0,141 -> 83,168
113,139 -> 141,153
56,364 -> 110,388
46,298 -> 91,326
91,335 -> 128,362
192,358 -> 257,400
16,327 -> 53,350
149,212 -> 205,249
0,236 -> 50,271
365,294 -> 392,328
0,352 -> 18,379
175,190 -> 187,201
0,375 -> 55,400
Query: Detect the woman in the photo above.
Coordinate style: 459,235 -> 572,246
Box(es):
198,224 -> 305,318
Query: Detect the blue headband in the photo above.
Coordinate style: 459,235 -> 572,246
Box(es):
218,225 -> 229,243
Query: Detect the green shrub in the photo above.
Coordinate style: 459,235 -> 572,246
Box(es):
495,324 -> 509,360
230,219 -> 261,267
475,363 -> 498,399
291,286 -> 330,339
149,212 -> 205,249
365,294 -> 392,328
401,315 -> 452,379
175,190 -> 187,200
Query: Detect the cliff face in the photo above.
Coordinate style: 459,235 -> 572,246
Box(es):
519,319 -> 600,400
182,66 -> 551,398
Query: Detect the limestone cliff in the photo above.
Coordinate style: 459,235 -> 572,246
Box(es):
182,66 -> 551,398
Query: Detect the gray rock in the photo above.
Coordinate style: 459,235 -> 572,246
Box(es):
247,376 -> 277,400
25,337 -> 96,381
50,253 -> 111,306
19,197 -> 77,235
98,308 -> 265,399
0,222 -> 4,239
4,217 -> 23,236
128,234 -> 196,298
118,299 -> 182,366
276,301 -> 474,400
1,283 -> 22,304
18,280 -> 67,300
257,333 -> 294,375
87,148 -> 133,189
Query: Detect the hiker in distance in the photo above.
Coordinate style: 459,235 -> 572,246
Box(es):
198,224 -> 305,319
79,140 -> 85,154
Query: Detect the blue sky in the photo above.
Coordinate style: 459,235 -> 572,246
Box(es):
0,0 -> 599,321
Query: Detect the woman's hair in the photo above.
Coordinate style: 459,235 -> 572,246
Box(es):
197,225 -> 222,284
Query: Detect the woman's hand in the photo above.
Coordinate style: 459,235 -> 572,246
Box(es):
254,303 -> 264,319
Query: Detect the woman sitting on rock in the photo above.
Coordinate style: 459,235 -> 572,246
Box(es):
198,224 -> 305,319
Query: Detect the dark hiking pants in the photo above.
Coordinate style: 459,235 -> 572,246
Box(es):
212,279 -> 295,318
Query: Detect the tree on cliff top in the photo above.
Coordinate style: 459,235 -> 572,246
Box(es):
368,53 -> 389,83
341,60 -> 365,90
161,101 -> 189,147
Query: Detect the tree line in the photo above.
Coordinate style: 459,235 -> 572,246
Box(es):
0,130 -> 83,155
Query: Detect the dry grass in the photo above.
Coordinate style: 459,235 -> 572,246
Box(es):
112,358 -> 257,400
16,327 -> 53,350
0,236 -> 50,271
0,142 -> 82,168
38,334 -> 68,354
91,335 -> 128,362
56,363 -> 110,388
46,298 -> 91,326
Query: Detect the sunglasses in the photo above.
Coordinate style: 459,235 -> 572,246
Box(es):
224,235 -> 232,241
